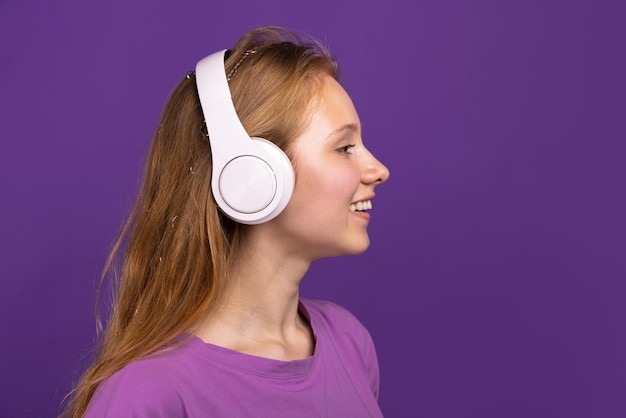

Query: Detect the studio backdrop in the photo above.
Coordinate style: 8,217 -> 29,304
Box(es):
1,0 -> 625,417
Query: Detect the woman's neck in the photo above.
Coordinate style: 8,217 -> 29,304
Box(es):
193,233 -> 315,361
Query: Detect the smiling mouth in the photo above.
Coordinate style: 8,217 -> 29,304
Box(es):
349,200 -> 372,212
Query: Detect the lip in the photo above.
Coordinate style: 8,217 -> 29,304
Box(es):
350,210 -> 371,221
351,193 -> 375,205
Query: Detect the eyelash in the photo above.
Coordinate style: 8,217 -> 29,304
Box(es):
337,144 -> 356,154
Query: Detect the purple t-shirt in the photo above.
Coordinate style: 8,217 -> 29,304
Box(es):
86,299 -> 382,417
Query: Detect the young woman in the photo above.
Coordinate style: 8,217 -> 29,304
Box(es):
65,26 -> 389,417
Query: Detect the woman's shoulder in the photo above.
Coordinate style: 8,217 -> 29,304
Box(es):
85,345 -> 195,417
301,298 -> 380,398
300,298 -> 374,345
301,298 -> 364,324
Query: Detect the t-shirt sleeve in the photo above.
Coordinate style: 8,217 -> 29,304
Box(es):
85,362 -> 187,418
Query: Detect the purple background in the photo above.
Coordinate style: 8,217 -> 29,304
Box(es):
1,1 -> 625,417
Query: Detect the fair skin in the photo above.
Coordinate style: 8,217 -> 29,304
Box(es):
195,76 -> 390,361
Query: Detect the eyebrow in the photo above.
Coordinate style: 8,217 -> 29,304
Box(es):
326,123 -> 360,141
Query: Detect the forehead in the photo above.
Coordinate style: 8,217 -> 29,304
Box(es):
288,76 -> 362,166
306,77 -> 361,139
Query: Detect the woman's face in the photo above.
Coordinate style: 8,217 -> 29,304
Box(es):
270,76 -> 390,261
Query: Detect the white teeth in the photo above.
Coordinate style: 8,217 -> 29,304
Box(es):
349,199 -> 372,212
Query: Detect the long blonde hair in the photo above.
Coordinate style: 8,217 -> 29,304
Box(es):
63,26 -> 338,417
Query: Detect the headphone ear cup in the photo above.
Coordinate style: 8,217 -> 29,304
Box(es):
212,137 -> 294,225
248,137 -> 295,220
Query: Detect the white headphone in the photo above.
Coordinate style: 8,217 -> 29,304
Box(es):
195,50 -> 295,225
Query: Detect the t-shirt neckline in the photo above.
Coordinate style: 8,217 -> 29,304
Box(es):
185,299 -> 319,379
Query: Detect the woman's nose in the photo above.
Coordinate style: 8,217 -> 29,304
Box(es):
362,150 -> 390,185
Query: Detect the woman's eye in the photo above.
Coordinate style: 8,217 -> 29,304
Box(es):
337,144 -> 356,154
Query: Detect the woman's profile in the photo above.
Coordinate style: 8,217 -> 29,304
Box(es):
64,26 -> 389,417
